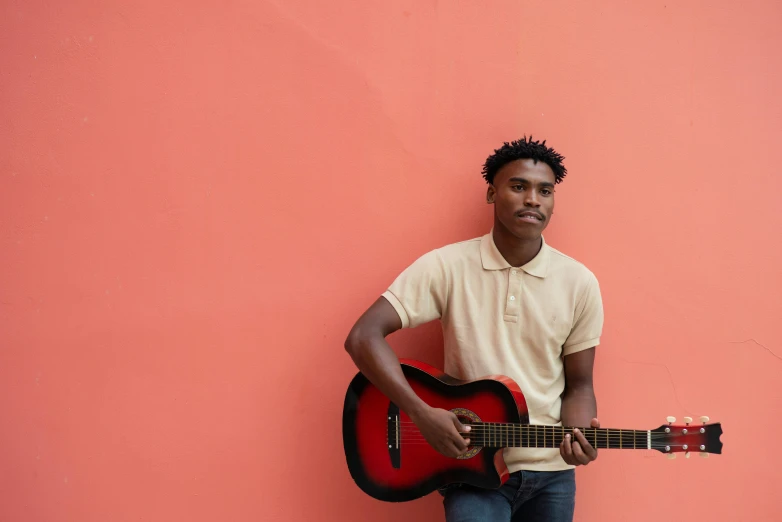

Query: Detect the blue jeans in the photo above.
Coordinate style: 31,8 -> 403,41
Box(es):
439,469 -> 576,522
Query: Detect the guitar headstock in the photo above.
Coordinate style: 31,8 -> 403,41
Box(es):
650,416 -> 723,459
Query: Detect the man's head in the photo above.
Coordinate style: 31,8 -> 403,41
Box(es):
482,136 -> 567,241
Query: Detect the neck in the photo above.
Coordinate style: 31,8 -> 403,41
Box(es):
492,222 -> 542,268
468,423 -> 653,450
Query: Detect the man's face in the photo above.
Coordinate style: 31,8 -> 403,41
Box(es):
487,158 -> 556,241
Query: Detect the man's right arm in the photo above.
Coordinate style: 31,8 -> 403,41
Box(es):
344,296 -> 471,458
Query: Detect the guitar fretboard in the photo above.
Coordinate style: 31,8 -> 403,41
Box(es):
467,423 -> 649,449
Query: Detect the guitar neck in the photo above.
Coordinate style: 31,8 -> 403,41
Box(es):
468,423 -> 650,450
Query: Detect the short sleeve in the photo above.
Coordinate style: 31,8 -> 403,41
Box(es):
381,249 -> 448,329
563,271 -> 604,355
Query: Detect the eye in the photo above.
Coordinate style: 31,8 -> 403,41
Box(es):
541,189 -> 553,196
511,184 -> 524,191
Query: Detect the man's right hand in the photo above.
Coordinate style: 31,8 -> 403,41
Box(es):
409,406 -> 472,458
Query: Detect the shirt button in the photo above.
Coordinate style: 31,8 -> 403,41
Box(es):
511,270 -> 517,275
509,296 -> 516,301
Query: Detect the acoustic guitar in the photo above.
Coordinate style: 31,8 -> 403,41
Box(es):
342,359 -> 723,502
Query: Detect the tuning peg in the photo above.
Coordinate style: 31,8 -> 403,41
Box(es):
667,453 -> 676,459
666,416 -> 676,424
684,416 -> 692,425
700,416 -> 710,424
699,452 -> 709,458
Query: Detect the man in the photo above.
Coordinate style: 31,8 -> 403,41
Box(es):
344,136 -> 604,521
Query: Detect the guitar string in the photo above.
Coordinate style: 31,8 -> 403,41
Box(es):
388,441 -> 706,453
390,440 -> 692,451
389,431 -> 692,440
390,436 -> 696,444
395,425 -> 685,433
389,429 -> 702,446
391,441 -> 692,448
393,428 -> 705,439
396,420 -> 711,430
396,421 -> 710,430
392,428 -> 690,439
392,428 -> 684,439
391,432 -> 695,442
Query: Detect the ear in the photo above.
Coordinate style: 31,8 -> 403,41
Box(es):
486,185 -> 496,204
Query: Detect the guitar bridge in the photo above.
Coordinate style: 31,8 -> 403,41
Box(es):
387,402 -> 400,469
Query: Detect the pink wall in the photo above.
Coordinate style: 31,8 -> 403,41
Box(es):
2,1 -> 781,521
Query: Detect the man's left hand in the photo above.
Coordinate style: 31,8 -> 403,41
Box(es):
560,418 -> 599,466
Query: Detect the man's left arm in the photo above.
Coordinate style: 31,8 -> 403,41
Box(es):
559,271 -> 604,466
560,347 -> 600,466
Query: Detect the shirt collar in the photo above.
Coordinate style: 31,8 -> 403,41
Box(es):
479,230 -> 550,278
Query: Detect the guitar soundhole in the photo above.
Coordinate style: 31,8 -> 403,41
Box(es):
450,408 -> 482,460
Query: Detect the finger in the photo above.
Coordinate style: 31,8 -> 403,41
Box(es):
443,441 -> 460,458
574,429 -> 597,458
590,418 -> 600,428
561,433 -> 574,464
560,448 -> 572,465
453,432 -> 469,451
562,433 -> 573,454
452,414 -> 471,433
560,446 -> 571,465
573,429 -> 592,451
571,441 -> 590,465
453,439 -> 470,456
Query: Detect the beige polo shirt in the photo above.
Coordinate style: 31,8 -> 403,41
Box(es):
382,231 -> 603,472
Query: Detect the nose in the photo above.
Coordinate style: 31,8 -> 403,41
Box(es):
524,190 -> 541,207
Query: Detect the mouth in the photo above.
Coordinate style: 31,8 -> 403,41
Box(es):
516,211 -> 544,223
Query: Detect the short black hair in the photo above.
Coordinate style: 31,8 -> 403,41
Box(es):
481,136 -> 567,185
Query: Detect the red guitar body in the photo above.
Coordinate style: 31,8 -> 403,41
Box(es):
342,359 -> 528,502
